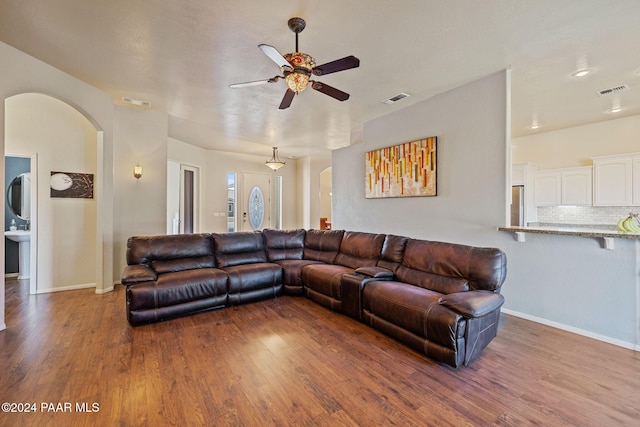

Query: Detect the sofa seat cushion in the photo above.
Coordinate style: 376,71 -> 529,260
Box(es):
273,259 -> 323,287
129,268 -> 228,311
223,263 -> 283,304
362,281 -> 465,342
301,264 -> 355,300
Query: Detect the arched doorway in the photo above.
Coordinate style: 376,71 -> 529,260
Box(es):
5,93 -> 101,294
319,167 -> 332,229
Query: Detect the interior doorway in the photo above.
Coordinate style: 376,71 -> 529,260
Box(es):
180,165 -> 199,234
319,167 -> 332,229
166,161 -> 200,234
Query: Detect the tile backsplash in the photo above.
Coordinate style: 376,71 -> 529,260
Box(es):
535,206 -> 639,227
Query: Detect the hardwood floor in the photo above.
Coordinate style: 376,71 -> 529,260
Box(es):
1,279 -> 639,427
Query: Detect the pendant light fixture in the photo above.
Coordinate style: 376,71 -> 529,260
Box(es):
265,147 -> 285,171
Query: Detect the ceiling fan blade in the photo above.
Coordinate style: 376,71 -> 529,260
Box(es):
279,89 -> 296,109
311,81 -> 350,101
259,44 -> 293,72
312,55 -> 360,76
229,76 -> 280,89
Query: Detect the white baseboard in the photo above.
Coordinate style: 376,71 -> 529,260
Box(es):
501,308 -> 639,352
36,282 -> 96,294
4,273 -> 19,279
96,286 -> 114,295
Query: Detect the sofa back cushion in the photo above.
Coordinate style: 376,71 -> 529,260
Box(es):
126,234 -> 215,273
262,229 -> 306,261
211,231 -> 268,268
303,229 -> 344,263
376,234 -> 408,272
395,239 -> 507,294
334,231 -> 385,269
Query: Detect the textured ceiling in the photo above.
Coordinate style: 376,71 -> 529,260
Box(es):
1,0 -> 639,159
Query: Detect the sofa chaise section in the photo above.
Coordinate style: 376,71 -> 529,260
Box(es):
122,234 -> 229,325
361,239 -> 507,367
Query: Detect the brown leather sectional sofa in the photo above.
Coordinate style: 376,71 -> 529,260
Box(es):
121,229 -> 507,367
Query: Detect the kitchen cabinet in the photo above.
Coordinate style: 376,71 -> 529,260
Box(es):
534,171 -> 561,206
561,167 -> 592,206
592,154 -> 635,206
511,164 -> 526,186
534,167 -> 592,206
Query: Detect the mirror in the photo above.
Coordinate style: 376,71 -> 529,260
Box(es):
7,172 -> 31,220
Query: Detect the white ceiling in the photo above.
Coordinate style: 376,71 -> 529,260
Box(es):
2,0 -> 639,159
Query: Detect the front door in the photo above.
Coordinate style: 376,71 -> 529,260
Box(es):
242,172 -> 271,231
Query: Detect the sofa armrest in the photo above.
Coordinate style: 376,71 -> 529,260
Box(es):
121,265 -> 157,285
354,266 -> 394,279
438,290 -> 504,318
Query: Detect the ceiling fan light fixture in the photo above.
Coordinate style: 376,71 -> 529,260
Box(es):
285,72 -> 310,93
283,52 -> 315,93
265,147 -> 286,171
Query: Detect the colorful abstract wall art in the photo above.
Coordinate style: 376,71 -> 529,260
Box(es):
365,137 -> 437,198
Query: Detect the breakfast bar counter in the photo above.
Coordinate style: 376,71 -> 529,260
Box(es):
498,225 -> 640,250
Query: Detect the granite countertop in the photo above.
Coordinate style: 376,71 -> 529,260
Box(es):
498,225 -> 640,240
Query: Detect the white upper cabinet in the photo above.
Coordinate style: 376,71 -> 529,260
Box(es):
511,163 -> 526,186
592,154 -> 635,206
561,167 -> 592,206
535,167 -> 592,206
534,171 -> 562,206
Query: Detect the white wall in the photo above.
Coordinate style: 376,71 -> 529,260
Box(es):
332,71 -> 640,349
333,71 -> 508,245
112,106 -> 168,279
6,93 -> 98,292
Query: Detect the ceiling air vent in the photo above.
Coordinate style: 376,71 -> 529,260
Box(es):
596,84 -> 630,97
383,92 -> 410,105
122,97 -> 151,107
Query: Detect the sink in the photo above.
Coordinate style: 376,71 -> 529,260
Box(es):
5,230 -> 30,280
5,230 -> 30,243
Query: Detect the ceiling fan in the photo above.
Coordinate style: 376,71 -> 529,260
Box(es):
229,17 -> 360,109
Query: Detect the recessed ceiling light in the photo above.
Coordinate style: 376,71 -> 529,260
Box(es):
529,124 -> 540,130
571,69 -> 590,78
609,107 -> 622,113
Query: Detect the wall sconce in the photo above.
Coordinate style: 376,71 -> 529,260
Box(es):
133,165 -> 143,179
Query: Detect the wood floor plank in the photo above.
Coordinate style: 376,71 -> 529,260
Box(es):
1,279 -> 639,426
